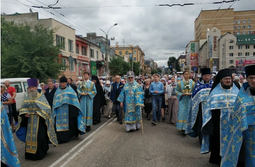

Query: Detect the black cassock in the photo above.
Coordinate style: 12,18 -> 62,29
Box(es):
93,84 -> 106,124
56,105 -> 80,143
44,87 -> 57,108
19,116 -> 49,160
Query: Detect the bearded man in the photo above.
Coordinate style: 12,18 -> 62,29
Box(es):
16,78 -> 58,160
117,71 -> 144,132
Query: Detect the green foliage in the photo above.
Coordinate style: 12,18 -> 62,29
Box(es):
132,62 -> 140,76
151,69 -> 158,75
1,18 -> 64,82
167,56 -> 181,73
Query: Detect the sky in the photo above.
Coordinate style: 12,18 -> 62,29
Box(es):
1,0 -> 255,67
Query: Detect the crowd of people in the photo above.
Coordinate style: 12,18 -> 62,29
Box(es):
1,65 -> 255,167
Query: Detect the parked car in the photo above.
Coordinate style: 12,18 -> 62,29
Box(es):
1,78 -> 30,111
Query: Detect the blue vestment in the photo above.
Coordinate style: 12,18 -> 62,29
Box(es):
16,92 -> 58,154
186,80 -> 213,136
53,85 -> 85,134
77,80 -> 97,126
176,80 -> 195,130
1,103 -> 20,167
117,81 -> 144,124
201,84 -> 239,154
221,82 -> 255,167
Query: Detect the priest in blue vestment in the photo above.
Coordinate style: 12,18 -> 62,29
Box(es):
117,71 -> 144,132
16,78 -> 58,160
53,76 -> 85,143
1,102 -> 20,167
186,68 -> 213,144
176,70 -> 195,135
221,65 -> 255,167
77,72 -> 97,132
201,69 -> 239,166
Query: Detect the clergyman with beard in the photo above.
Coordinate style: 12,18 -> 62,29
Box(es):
52,76 -> 85,144
117,71 -> 144,132
16,78 -> 58,160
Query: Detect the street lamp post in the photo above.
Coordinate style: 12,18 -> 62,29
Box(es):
99,23 -> 118,76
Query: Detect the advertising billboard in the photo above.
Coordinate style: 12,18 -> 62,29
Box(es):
190,53 -> 198,66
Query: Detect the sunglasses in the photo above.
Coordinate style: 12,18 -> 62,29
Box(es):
128,77 -> 133,79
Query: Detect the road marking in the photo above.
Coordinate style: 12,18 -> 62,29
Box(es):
60,139 -> 94,167
49,118 -> 113,167
107,118 -> 117,126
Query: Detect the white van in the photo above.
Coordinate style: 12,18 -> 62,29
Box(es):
1,78 -> 30,111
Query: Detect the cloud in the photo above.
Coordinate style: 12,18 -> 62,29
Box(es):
2,0 -> 255,67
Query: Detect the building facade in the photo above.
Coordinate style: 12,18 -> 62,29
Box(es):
195,9 -> 255,41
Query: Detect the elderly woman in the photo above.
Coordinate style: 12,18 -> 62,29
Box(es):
144,79 -> 152,120
1,84 -> 15,132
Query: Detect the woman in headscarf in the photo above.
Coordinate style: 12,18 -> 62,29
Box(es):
92,76 -> 106,125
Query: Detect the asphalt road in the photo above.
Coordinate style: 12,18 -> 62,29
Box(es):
14,114 -> 218,167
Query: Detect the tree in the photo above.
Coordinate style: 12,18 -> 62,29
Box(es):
109,57 -> 124,76
167,57 -> 181,73
1,19 -> 64,82
132,62 -> 140,76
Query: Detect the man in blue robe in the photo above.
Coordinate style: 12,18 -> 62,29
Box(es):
221,65 -> 255,167
201,69 -> 239,166
175,70 -> 195,135
16,78 -> 58,160
186,68 -> 213,144
77,72 -> 97,132
53,76 -> 85,143
117,71 -> 144,132
1,102 -> 20,167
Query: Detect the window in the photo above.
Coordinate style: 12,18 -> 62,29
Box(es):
68,40 -> 73,52
245,45 -> 250,49
229,53 -> 234,57
233,21 -> 236,24
61,58 -> 67,70
133,57 -> 137,62
248,25 -> 251,29
243,26 -> 246,29
56,35 -> 65,49
133,51 -> 137,55
96,51 -> 99,59
229,60 -> 234,64
10,82 -> 23,93
125,51 -> 129,55
237,26 -> 240,29
69,59 -> 74,72
82,46 -> 87,55
254,45 -> 255,49
243,20 -> 246,24
23,82 -> 28,92
233,26 -> 235,30
119,51 -> 122,55
238,45 -> 242,49
90,49 -> 94,58
237,31 -> 240,35
253,52 -> 255,56
76,43 -> 79,54
248,20 -> 251,23
245,52 -> 250,56
243,31 -> 246,35
230,40 -> 234,43
229,46 -> 234,50
237,20 -> 240,24
238,53 -> 242,56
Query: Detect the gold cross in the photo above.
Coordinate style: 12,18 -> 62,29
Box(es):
226,101 -> 229,108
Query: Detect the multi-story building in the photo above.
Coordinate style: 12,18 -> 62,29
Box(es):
185,41 -> 199,72
177,55 -> 186,71
198,27 -> 255,73
112,45 -> 146,74
3,12 -> 78,80
195,9 -> 255,41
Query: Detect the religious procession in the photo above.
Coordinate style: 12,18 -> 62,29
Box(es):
1,65 -> 255,167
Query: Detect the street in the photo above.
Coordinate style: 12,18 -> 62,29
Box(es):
15,114 -> 217,167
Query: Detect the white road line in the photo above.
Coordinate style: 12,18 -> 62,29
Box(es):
60,139 -> 94,167
107,118 -> 117,126
49,118 -> 113,167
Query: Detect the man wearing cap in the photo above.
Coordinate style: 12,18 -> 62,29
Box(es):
110,75 -> 125,124
149,74 -> 164,125
16,78 -> 58,160
77,72 -> 97,132
221,65 -> 255,167
117,71 -> 144,131
201,69 -> 239,166
53,76 -> 85,143
186,68 -> 213,144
